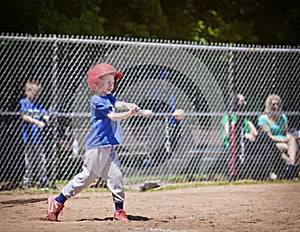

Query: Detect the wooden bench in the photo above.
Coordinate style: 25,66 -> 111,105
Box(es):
67,126 -> 228,167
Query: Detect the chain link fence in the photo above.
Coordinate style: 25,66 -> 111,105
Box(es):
1,34 -> 299,189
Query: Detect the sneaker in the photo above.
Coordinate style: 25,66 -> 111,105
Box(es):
39,181 -> 49,188
114,209 -> 129,221
39,182 -> 49,190
269,172 -> 277,180
47,196 -> 64,221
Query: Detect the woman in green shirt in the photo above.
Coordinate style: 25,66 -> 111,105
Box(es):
221,94 -> 257,149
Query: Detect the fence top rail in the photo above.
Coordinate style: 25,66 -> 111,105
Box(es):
1,35 -> 300,53
1,111 -> 300,117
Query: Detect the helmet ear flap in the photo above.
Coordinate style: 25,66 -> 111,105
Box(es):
88,76 -> 103,91
93,78 -> 103,90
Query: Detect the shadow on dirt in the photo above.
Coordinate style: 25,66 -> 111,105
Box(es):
0,198 -> 47,205
77,215 -> 151,221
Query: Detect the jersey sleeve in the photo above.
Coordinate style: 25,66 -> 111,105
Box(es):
231,115 -> 237,123
221,115 -> 229,126
93,99 -> 111,118
91,95 -> 117,119
281,114 -> 288,124
20,99 -> 28,113
244,118 -> 251,134
39,105 -> 47,114
257,115 -> 268,127
108,94 -> 117,106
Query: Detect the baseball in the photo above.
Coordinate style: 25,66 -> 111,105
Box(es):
173,109 -> 185,120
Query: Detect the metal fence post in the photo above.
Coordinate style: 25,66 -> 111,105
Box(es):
227,49 -> 237,181
49,36 -> 59,189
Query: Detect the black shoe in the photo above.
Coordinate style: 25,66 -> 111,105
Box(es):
39,181 -> 49,189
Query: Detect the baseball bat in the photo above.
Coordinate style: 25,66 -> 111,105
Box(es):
135,108 -> 153,118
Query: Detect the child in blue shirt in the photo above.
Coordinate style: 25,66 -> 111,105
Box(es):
20,80 -> 49,188
47,63 -> 139,222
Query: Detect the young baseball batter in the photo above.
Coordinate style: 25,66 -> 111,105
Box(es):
20,80 -> 49,189
47,63 -> 139,222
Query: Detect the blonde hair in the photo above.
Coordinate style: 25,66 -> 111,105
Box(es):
25,80 -> 42,92
264,94 -> 282,122
265,94 -> 282,112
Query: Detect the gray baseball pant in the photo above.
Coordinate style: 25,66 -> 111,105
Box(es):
23,142 -> 48,186
61,146 -> 125,203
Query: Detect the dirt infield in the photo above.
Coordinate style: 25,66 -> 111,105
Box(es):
1,182 -> 300,232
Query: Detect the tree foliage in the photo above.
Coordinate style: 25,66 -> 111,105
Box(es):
1,0 -> 299,44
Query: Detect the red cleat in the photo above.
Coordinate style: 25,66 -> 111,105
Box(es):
47,196 -> 64,221
114,209 -> 129,221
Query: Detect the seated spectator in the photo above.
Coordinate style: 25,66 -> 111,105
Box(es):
221,94 -> 257,149
221,94 -> 258,180
291,130 -> 300,157
258,94 -> 298,179
258,94 -> 297,165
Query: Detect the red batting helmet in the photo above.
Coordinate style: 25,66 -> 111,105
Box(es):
87,63 -> 123,91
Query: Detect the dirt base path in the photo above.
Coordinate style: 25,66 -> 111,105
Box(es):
1,182 -> 300,232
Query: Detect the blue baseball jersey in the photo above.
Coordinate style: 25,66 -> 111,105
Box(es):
20,98 -> 47,144
86,94 -> 123,149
